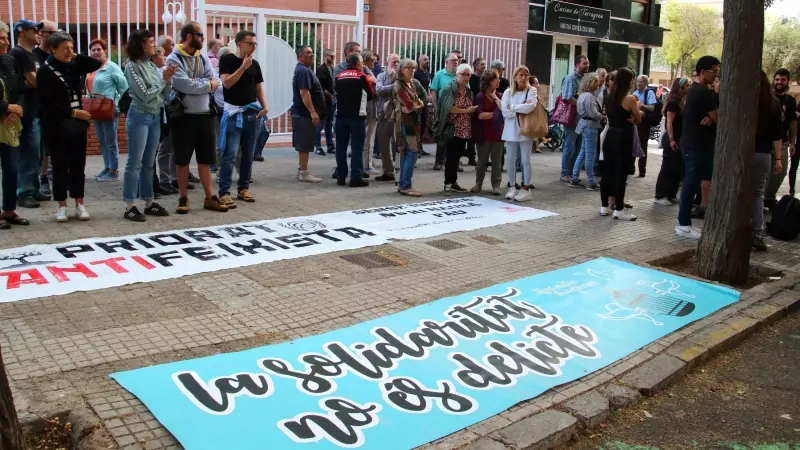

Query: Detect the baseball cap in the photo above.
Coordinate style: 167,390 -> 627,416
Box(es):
13,19 -> 38,34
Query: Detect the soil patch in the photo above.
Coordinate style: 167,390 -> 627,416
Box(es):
26,416 -> 71,450
654,253 -> 770,289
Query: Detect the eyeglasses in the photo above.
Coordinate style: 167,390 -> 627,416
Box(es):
242,41 -> 257,47
194,32 -> 204,38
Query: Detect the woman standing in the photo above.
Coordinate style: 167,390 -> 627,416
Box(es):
393,58 -> 425,197
600,67 -> 641,221
471,69 -> 504,195
501,65 -> 537,202
752,70 -> 783,251
654,77 -> 690,205
570,73 -> 602,190
122,29 -> 174,222
0,21 -> 28,229
37,32 -> 101,222
434,63 -> 475,195
88,39 -> 128,182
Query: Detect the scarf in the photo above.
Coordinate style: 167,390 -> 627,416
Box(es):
46,55 -> 72,77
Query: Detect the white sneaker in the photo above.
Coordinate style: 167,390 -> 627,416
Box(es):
76,204 -> 91,221
298,171 -> 322,183
675,225 -> 701,240
56,206 -> 68,222
600,206 -> 610,216
505,186 -> 517,200
613,209 -> 637,221
514,188 -> 532,202
654,198 -> 673,206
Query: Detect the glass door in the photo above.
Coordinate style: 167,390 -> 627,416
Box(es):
550,38 -> 588,108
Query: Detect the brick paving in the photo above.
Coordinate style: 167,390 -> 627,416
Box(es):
1,141 -> 798,449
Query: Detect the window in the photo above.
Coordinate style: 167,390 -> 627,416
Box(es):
631,0 -> 648,23
628,47 -> 642,74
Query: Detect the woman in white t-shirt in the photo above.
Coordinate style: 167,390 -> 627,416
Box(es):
501,65 -> 537,202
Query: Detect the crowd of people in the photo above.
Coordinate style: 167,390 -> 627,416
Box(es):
0,19 -> 797,252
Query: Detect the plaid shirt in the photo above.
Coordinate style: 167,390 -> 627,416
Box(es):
561,70 -> 582,101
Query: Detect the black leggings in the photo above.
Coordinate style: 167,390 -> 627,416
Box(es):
445,137 -> 466,185
601,129 -> 631,210
790,147 -> 800,194
49,129 -> 87,201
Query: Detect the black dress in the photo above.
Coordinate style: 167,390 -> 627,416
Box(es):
601,99 -> 634,210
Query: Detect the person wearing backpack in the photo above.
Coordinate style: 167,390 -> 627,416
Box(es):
633,74 -> 659,177
569,72 -> 603,190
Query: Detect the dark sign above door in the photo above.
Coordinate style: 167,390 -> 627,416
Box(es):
544,1 -> 611,40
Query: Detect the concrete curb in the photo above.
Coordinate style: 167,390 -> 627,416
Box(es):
419,273 -> 800,450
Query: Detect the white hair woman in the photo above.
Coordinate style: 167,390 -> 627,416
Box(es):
393,58 -> 425,196
500,65 -> 537,201
433,62 -> 476,195
570,72 -> 602,190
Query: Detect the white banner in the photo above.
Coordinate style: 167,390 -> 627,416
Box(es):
0,198 -> 556,303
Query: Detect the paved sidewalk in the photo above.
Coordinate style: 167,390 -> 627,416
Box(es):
1,142 -> 798,449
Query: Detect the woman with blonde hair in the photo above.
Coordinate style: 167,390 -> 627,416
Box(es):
501,65 -> 536,201
570,72 -> 602,190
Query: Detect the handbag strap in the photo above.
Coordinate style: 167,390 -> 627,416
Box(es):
46,61 -> 81,109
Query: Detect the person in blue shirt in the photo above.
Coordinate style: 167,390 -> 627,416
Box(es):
88,38 -> 128,182
633,74 -> 657,177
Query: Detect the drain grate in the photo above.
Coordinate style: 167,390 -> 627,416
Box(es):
473,235 -> 505,245
340,251 -> 403,268
425,239 -> 467,251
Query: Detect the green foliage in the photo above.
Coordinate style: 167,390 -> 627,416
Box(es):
660,3 -> 722,77
265,21 -> 322,63
762,17 -> 800,77
393,40 -> 457,71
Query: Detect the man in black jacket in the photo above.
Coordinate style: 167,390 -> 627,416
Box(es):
314,49 -> 336,156
334,53 -> 374,187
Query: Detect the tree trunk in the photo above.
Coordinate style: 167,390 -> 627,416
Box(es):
696,0 -> 765,284
0,344 -> 24,450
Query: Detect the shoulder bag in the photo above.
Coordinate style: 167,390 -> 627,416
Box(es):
82,68 -> 115,121
552,76 -> 578,127
517,88 -> 548,138
0,79 -> 22,147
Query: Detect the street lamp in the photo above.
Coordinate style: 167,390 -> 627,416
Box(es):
162,1 -> 186,36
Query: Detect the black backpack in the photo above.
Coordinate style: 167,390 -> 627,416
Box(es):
767,194 -> 800,241
643,88 -> 663,127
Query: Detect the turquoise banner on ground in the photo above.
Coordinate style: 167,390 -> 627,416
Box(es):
111,258 -> 739,450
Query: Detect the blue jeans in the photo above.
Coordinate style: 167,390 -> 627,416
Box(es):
334,117 -> 365,181
678,148 -> 702,227
1,144 -> 19,211
398,126 -> 418,189
95,113 -> 120,170
572,128 -> 598,185
16,115 -> 41,199
255,117 -> 270,157
123,106 -> 160,203
220,111 -> 257,195
314,102 -> 335,151
560,126 -> 579,178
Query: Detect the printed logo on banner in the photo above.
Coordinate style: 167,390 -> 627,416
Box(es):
0,198 -> 558,304
111,258 -> 739,450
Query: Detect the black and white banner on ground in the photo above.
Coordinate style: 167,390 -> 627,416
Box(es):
0,198 -> 557,303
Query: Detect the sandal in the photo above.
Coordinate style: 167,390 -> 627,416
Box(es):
2,214 -> 30,225
399,188 -> 423,197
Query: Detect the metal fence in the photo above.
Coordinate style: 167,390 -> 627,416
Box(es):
363,25 -> 523,74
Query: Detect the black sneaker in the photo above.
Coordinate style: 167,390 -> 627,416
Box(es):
451,183 -> 468,193
375,174 -> 395,182
691,205 -> 706,219
172,180 -> 195,190
569,179 -> 585,188
420,150 -> 431,157
253,154 -> 265,162
18,196 -> 40,208
33,191 -> 51,201
468,158 -> 477,166
362,172 -> 370,179
752,235 -> 767,251
144,202 -> 170,217
188,173 -> 201,183
161,183 -> 178,194
315,147 -> 326,156
349,178 -> 369,187
433,163 -> 442,171
124,206 -> 147,222
457,163 -> 464,173
332,170 -> 339,179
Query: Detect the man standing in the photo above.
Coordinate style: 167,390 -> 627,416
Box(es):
633,74 -> 657,177
414,54 -> 432,147
155,35 -> 179,194
334,42 -> 374,78
334,53 -> 373,188
464,57 -> 486,166
374,53 -> 401,182
167,21 -> 227,214
11,19 -> 47,208
765,68 -> 797,203
363,49 -> 379,171
491,60 -> 509,95
31,19 -> 58,200
675,56 -> 720,240
559,55 -> 590,183
314,49 -> 336,156
292,46 -> 325,183
218,30 -> 268,209
430,53 -> 460,171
